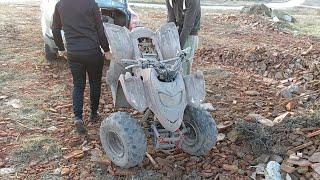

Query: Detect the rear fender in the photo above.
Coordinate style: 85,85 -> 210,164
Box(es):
184,71 -> 206,106
118,72 -> 148,112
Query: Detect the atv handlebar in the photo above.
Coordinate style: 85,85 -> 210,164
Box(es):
121,48 -> 191,71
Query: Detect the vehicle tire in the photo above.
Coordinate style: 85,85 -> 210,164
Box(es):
181,105 -> 217,156
100,112 -> 147,168
44,44 -> 57,63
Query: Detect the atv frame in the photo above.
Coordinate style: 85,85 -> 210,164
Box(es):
100,22 -> 217,168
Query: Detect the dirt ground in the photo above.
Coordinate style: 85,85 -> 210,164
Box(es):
0,1 -> 320,180
130,0 -> 288,6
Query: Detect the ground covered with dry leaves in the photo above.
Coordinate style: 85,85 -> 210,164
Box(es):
0,2 -> 320,180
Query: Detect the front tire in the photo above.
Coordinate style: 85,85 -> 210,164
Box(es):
181,106 -> 217,156
100,112 -> 147,168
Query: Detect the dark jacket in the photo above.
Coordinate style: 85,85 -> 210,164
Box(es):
165,0 -> 201,48
52,0 -> 109,55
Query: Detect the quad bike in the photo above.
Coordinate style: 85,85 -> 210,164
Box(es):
100,22 -> 217,168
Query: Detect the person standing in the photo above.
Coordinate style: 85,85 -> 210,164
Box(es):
165,0 -> 201,75
52,0 -> 109,134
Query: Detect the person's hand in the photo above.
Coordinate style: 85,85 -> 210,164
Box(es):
58,50 -> 67,59
105,52 -> 113,60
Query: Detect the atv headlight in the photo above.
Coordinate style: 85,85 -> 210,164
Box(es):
159,92 -> 182,108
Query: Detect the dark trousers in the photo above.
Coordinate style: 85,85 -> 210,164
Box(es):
68,52 -> 104,120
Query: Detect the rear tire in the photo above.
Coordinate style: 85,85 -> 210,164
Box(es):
44,44 -> 57,63
100,112 -> 147,168
181,105 -> 217,156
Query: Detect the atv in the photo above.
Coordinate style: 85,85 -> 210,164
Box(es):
100,22 -> 217,168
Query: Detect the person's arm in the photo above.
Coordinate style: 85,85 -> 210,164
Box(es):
92,1 -> 110,53
51,2 -> 65,51
165,0 -> 176,23
179,0 -> 197,48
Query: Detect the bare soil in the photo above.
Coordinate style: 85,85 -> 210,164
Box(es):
0,1 -> 319,180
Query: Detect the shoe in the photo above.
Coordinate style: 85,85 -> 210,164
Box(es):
74,118 -> 87,134
89,112 -> 101,123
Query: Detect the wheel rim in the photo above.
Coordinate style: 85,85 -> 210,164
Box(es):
107,131 -> 125,158
184,121 -> 198,146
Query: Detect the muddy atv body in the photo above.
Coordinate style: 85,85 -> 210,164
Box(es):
40,0 -> 139,63
100,22 -> 217,168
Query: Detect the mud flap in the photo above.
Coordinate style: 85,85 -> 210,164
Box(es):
119,73 -> 148,113
184,71 -> 206,106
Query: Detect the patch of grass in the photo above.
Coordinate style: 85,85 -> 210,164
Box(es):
13,136 -> 61,168
235,111 -> 320,155
0,70 -> 15,84
6,98 -> 48,128
287,8 -> 320,37
235,120 -> 273,154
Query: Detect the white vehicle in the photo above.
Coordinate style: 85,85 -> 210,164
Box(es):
40,0 -> 139,62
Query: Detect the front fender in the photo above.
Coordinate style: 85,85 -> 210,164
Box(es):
119,72 -> 148,113
184,71 -> 206,106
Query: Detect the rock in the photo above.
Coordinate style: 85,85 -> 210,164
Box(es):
0,159 -> 4,168
61,167 -> 70,176
281,89 -> 293,99
286,173 -> 292,180
63,150 -> 84,160
217,133 -> 226,142
273,16 -> 280,22
0,168 -> 15,175
309,152 -> 320,163
281,163 -> 296,173
273,112 -> 290,124
270,155 -> 283,163
289,154 -> 300,161
311,163 -> 320,175
287,159 -> 312,167
272,10 -> 296,23
265,161 -> 281,180
288,84 -> 300,94
222,164 -> 238,172
90,148 -> 111,166
0,95 -> 8,100
297,153 -> 303,158
227,129 -> 238,142
47,126 -> 58,132
241,4 -> 272,17
248,113 -> 274,127
297,167 -> 309,174
275,72 -> 283,80
244,90 -> 260,96
217,121 -> 233,131
312,172 -> 320,179
280,84 -> 300,99
286,101 -> 297,111
257,154 -> 270,163
200,103 -> 215,112
53,167 -> 61,175
5,99 -> 22,109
